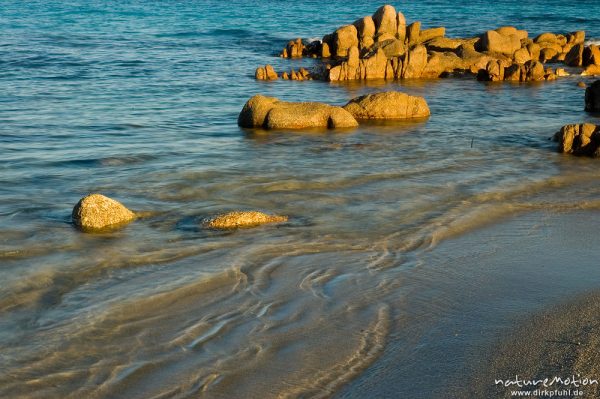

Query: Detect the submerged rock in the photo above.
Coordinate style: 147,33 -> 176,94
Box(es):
72,194 -> 135,231
553,123 -> 600,156
238,94 -> 358,129
343,91 -> 430,120
586,80 -> 600,112
204,211 -> 288,229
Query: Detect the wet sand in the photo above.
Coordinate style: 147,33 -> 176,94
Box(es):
466,292 -> 600,398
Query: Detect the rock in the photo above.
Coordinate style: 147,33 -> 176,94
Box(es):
360,36 -> 375,50
265,65 -> 278,80
565,44 -> 584,66
72,194 -> 135,231
238,94 -> 358,129
536,41 -> 563,55
586,81 -> 600,112
477,60 -> 504,81
397,12 -> 407,42
556,68 -> 569,77
354,16 -> 376,39
545,69 -> 557,81
322,42 -> 331,58
422,51 -> 466,78
479,30 -> 521,56
424,37 -> 474,52
347,46 -> 360,67
534,32 -> 560,45
566,31 -> 586,45
406,22 -> 421,47
384,58 -> 397,79
372,5 -> 397,38
363,48 -> 388,79
516,30 -> 529,41
402,44 -> 428,78
540,47 -> 559,63
503,64 -> 523,81
379,38 -> 406,57
583,45 -> 600,67
524,60 -> 545,81
298,67 -> 310,79
255,66 -> 266,80
343,91 -> 430,119
496,26 -> 528,41
333,25 -> 359,57
238,94 -> 279,127
513,47 -> 531,64
527,42 -> 541,61
205,211 -> 288,229
256,65 -> 279,80
496,26 -> 518,36
375,32 -> 396,43
553,123 -> 600,156
583,65 -> 600,76
418,27 -> 445,44
578,81 -> 587,88
282,38 -> 305,58
457,45 -> 494,73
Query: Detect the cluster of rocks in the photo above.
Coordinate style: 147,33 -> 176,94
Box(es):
551,80 -> 600,158
553,123 -> 600,157
280,38 -> 324,59
255,65 -> 312,81
564,42 -> 600,75
72,194 -> 287,232
257,4 -> 598,83
238,91 -> 429,130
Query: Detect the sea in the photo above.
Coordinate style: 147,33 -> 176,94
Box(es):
1,1 -> 600,398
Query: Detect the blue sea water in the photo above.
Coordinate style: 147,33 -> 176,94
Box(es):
2,1 -> 600,398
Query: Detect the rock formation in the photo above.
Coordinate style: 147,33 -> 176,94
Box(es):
238,95 -> 358,129
204,211 -> 288,229
262,5 -> 595,84
72,194 -> 135,231
553,123 -> 600,157
343,91 -> 430,119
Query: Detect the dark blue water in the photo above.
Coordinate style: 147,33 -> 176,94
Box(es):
2,1 -> 600,398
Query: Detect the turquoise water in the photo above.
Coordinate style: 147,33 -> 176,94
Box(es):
2,1 -> 600,398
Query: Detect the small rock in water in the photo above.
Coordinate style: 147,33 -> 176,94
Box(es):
204,211 -> 288,229
72,194 -> 135,231
578,81 -> 587,88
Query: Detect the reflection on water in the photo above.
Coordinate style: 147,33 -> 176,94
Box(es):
2,0 -> 600,397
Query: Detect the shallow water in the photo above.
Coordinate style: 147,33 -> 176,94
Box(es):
2,1 -> 600,398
